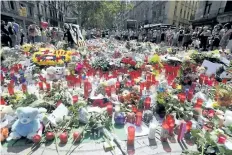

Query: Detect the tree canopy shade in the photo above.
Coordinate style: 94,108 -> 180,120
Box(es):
66,1 -> 133,28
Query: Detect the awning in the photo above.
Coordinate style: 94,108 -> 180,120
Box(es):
190,17 -> 218,26
217,12 -> 232,23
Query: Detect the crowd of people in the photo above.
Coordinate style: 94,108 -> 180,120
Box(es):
109,23 -> 232,52
1,19 -> 232,53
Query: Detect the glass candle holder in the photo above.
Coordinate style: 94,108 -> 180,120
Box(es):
186,121 -> 192,132
22,84 -> 27,93
217,134 -> 227,144
144,97 -> 151,110
72,95 -> 78,104
127,126 -> 135,145
148,123 -> 157,139
135,112 -> 142,126
105,86 -> 111,97
39,82 -> 43,90
8,84 -> 14,95
107,104 -> 113,116
46,83 -> 51,91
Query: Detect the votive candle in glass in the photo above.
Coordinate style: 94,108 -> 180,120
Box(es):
135,112 -> 142,126
127,126 -> 135,145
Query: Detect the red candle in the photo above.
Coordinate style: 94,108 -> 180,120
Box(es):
204,76 -> 209,85
147,74 -> 152,82
186,121 -> 192,132
38,82 -> 43,90
222,79 -> 227,84
178,93 -> 186,103
135,112 -> 142,126
84,79 -> 90,99
187,90 -> 194,101
199,74 -> 205,85
194,98 -> 203,109
140,83 -> 144,95
72,95 -> 78,104
105,87 -> 111,97
46,83 -> 51,91
144,97 -> 151,109
218,134 -> 227,144
161,120 -> 170,141
8,84 -> 14,95
127,126 -> 135,145
1,97 -> 6,105
22,84 -> 27,93
132,105 -> 138,113
107,104 -> 113,116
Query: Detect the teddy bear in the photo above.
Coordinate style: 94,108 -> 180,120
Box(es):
7,107 -> 40,141
0,105 -> 15,142
41,66 -> 65,81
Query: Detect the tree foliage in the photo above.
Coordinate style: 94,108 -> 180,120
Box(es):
66,1 -> 133,28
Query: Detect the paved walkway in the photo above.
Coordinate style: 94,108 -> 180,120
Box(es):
1,135 -> 197,155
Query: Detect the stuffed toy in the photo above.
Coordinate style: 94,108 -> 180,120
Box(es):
7,107 -> 40,141
41,66 -> 65,81
0,105 -> 15,142
24,65 -> 36,84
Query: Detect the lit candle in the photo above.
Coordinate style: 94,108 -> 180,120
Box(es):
72,95 -> 78,104
46,83 -> 51,91
105,86 -> 111,97
127,126 -> 135,145
8,84 -> 14,95
148,123 -> 157,139
218,134 -> 227,144
22,84 -> 27,93
135,112 -> 142,126
1,97 -> 6,105
107,104 -> 113,116
161,120 -> 169,142
186,121 -> 192,132
39,82 -> 43,90
144,97 -> 151,110
187,90 -> 194,101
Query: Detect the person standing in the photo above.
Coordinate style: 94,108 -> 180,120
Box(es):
1,20 -> 12,47
160,29 -> 166,43
64,24 -> 74,48
82,28 -> 86,40
183,29 -> 192,51
200,26 -> 211,51
220,23 -> 232,52
20,29 -> 25,45
172,29 -> 178,47
8,22 -> 16,47
178,29 -> 184,48
28,23 -> 37,44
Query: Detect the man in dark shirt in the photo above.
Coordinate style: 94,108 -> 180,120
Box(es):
1,20 -> 12,47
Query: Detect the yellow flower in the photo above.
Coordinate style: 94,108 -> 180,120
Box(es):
176,85 -> 182,90
149,54 -> 160,63
212,102 -> 220,108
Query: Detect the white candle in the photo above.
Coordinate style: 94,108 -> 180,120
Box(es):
224,116 -> 232,127
148,123 -> 157,139
225,110 -> 232,118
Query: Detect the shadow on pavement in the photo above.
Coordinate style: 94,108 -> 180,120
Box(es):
161,141 -> 172,152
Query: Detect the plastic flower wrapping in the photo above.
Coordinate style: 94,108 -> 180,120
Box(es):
1,38 -> 232,154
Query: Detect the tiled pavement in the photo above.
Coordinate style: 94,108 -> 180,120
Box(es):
1,134 -> 197,155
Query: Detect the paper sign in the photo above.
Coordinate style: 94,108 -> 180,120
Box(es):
202,60 -> 223,76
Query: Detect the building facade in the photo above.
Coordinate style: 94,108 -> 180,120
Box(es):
116,1 -> 199,29
1,1 -> 66,31
192,0 -> 232,27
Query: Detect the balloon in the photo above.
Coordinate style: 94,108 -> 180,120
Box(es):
41,22 -> 48,29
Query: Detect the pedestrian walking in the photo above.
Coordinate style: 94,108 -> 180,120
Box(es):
200,26 -> 211,51
183,29 -> 192,51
